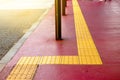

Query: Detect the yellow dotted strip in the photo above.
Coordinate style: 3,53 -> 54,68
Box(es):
72,0 -> 102,64
39,56 -> 79,64
7,53 -> 101,79
6,56 -> 79,79
7,57 -> 40,80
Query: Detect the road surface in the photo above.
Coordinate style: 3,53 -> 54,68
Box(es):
0,0 -> 54,60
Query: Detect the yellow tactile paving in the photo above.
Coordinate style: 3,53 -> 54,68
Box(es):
39,56 -> 43,64
68,56 -> 73,64
61,56 -> 65,64
46,56 -> 52,64
55,56 -> 61,64
7,57 -> 40,80
7,55 -> 102,79
62,56 -> 69,64
72,0 -> 102,64
73,56 -> 79,64
50,56 -> 56,64
39,56 -> 79,65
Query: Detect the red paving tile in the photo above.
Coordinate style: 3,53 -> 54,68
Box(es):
34,65 -> 120,80
0,0 -> 120,80
34,0 -> 120,80
12,6 -> 77,57
78,0 -> 120,64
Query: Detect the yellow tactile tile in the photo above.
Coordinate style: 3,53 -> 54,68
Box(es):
7,57 -> 39,80
51,56 -> 56,64
55,56 -> 61,64
46,56 -> 52,64
68,56 -> 73,64
78,48 -> 99,56
32,56 -> 40,64
7,54 -> 102,79
72,0 -> 102,64
61,56 -> 65,64
38,56 -> 80,65
17,57 -> 27,65
39,56 -> 43,64
63,56 -> 69,64
73,56 -> 79,64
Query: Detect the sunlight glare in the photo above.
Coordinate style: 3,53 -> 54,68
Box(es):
0,0 -> 54,9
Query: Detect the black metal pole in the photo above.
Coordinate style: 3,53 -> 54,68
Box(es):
55,0 -> 62,40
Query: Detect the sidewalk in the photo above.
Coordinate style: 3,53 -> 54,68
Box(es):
0,0 -> 78,79
0,0 -> 120,80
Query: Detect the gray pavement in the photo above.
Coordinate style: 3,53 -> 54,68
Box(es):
0,9 -> 46,60
0,0 -> 54,72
